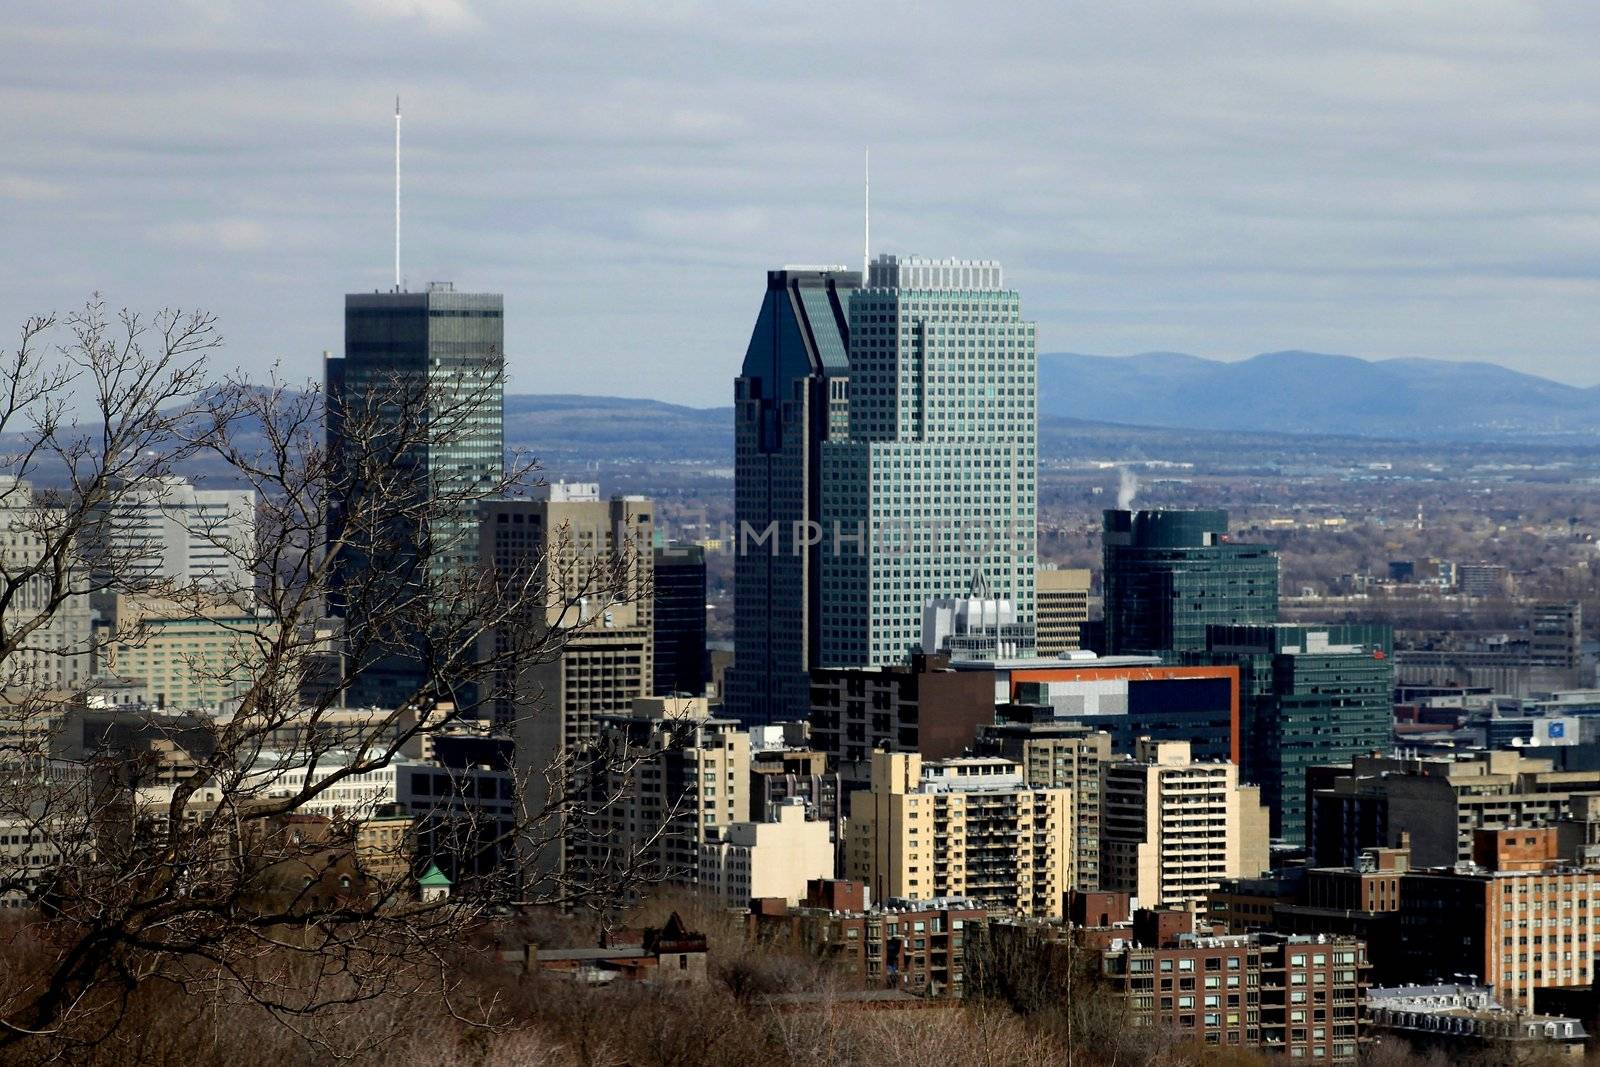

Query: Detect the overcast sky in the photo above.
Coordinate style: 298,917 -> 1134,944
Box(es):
4,1 -> 1599,405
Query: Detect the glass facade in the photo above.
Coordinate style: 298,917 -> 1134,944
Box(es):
326,287 -> 504,707
819,255 -> 1037,668
727,269 -> 858,723
1197,623 -> 1394,844
653,541 -> 707,697
1102,509 -> 1278,655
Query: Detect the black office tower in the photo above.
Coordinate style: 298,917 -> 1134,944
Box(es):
725,268 -> 858,724
653,541 -> 707,697
325,284 -> 504,709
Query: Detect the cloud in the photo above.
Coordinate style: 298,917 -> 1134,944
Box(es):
340,0 -> 479,31
0,176 -> 66,201
4,1 -> 1600,404
149,219 -> 273,252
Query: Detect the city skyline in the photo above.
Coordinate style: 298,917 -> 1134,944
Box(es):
7,4 -> 1600,410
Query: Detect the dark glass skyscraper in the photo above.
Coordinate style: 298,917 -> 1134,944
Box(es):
1199,623 -> 1394,845
653,541 -> 707,697
726,268 -> 858,724
1102,508 -> 1278,655
325,284 -> 504,708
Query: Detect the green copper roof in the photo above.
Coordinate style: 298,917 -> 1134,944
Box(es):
417,863 -> 451,888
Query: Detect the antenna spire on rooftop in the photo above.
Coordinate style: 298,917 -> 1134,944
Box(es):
394,96 -> 402,290
863,147 -> 870,282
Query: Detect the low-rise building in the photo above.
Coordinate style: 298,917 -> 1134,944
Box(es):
1367,984 -> 1585,1060
103,595 -> 279,712
1310,750 -> 1600,869
240,748 -> 514,883
699,798 -> 834,907
751,879 -> 985,997
1394,827 -> 1600,1011
1097,932 -> 1367,1063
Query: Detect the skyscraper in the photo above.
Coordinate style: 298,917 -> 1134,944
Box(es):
652,541 -> 707,697
325,283 -> 504,707
727,268 -> 858,724
1199,623 -> 1393,845
1102,508 -> 1278,655
820,255 -> 1037,668
480,486 -> 653,879
1035,565 -> 1090,656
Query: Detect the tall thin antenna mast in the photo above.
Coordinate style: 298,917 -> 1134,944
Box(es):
863,147 -> 870,282
394,96 -> 402,290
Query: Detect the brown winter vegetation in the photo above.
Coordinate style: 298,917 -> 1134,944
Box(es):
7,885 -> 1594,1067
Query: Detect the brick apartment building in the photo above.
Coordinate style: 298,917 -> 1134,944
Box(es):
750,879 -> 986,996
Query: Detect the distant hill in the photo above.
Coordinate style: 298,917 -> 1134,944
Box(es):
1039,350 -> 1600,440
504,394 -> 732,463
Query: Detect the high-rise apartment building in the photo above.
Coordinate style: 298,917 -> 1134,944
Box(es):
652,541 -> 707,697
1102,509 -> 1277,655
727,268 -> 859,724
86,476 -> 256,608
326,284 -> 504,707
843,750 -> 1071,918
481,490 -> 652,728
1100,739 -> 1269,908
820,255 -> 1037,668
1198,624 -> 1393,845
1035,566 -> 1090,656
976,719 -> 1113,890
574,696 -> 749,892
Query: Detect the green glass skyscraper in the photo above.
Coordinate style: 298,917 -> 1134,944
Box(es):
1102,508 -> 1278,655
819,255 -> 1037,667
1200,623 -> 1394,845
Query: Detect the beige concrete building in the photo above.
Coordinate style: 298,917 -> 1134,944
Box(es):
481,489 -> 653,878
483,488 -> 654,741
699,797 -> 834,906
575,696 -> 749,892
844,751 -> 1072,918
977,719 -> 1113,890
104,595 -> 278,712
1035,566 -> 1090,656
1100,738 -> 1268,909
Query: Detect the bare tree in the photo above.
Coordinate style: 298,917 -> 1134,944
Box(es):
0,301 -> 668,1058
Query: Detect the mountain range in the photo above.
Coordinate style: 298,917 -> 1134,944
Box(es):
1037,350 -> 1600,440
